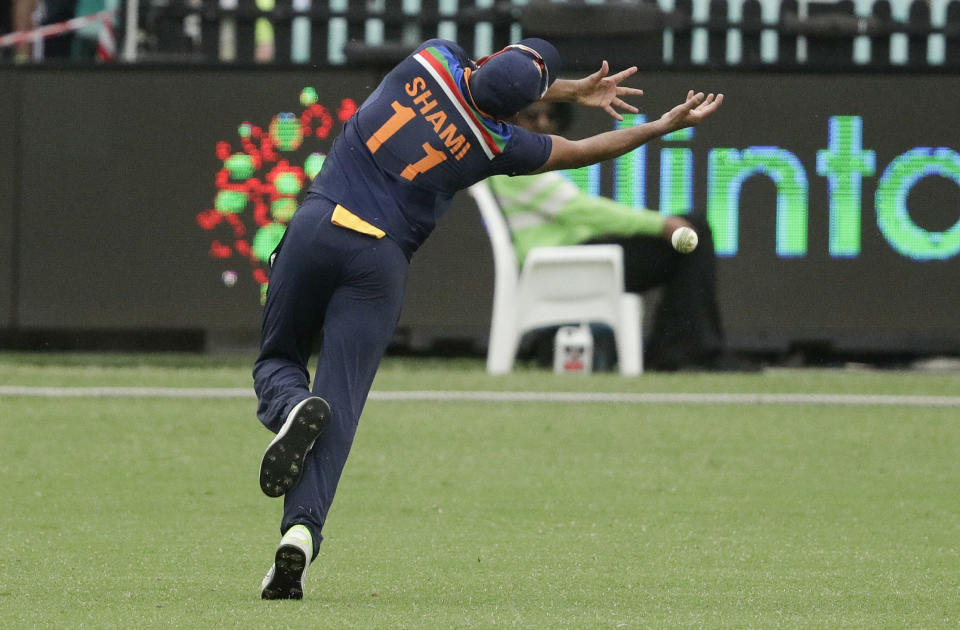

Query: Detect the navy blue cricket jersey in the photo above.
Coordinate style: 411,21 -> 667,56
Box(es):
309,39 -> 553,257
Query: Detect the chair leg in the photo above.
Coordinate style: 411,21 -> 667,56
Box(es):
616,294 -> 643,375
486,318 -> 520,374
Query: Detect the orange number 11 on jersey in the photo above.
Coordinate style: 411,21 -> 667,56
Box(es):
364,101 -> 448,181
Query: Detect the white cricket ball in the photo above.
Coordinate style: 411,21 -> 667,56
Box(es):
671,226 -> 698,254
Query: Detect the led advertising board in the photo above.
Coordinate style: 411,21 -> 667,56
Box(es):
6,69 -> 959,352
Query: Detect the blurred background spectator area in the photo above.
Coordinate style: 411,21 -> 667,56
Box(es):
3,0 -> 960,68
143,0 -> 960,69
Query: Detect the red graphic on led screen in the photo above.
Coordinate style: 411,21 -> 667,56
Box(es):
197,88 -> 357,302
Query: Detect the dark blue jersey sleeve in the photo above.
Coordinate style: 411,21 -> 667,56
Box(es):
488,124 -> 552,176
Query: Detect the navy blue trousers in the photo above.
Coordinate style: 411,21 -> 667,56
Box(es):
253,194 -> 408,555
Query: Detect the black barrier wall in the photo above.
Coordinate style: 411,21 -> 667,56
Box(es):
0,78 -> 16,329
1,67 -> 959,354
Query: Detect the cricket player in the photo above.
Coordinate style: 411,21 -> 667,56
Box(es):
253,36 -> 723,599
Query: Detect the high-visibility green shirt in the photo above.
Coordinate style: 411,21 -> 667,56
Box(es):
488,172 -> 666,265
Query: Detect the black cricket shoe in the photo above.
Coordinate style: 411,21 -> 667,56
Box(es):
260,525 -> 313,600
259,396 -> 330,497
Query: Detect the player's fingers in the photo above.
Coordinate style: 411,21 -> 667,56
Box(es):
585,61 -> 606,83
617,87 -> 644,97
604,103 -> 624,120
609,66 -> 638,83
685,91 -> 705,109
614,97 -> 639,113
701,94 -> 721,113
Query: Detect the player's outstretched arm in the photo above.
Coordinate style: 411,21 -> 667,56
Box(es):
543,60 -> 644,121
533,91 -> 723,173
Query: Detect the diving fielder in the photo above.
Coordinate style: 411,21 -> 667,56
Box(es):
252,36 -> 723,599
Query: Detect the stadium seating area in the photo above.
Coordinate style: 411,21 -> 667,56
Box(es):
137,0 -> 960,69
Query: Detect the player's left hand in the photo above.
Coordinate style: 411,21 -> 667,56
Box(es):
575,61 -> 644,121
660,90 -> 724,131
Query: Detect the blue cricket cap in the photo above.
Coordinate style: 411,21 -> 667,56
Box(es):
469,38 -> 562,120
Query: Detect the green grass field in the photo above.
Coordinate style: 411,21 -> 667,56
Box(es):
1,353 -> 958,628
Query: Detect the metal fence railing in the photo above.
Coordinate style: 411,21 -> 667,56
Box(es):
6,0 -> 960,68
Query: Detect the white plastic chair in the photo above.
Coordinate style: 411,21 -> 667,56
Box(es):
468,180 -> 643,375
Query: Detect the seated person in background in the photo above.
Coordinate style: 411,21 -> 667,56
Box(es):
488,101 -> 752,371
